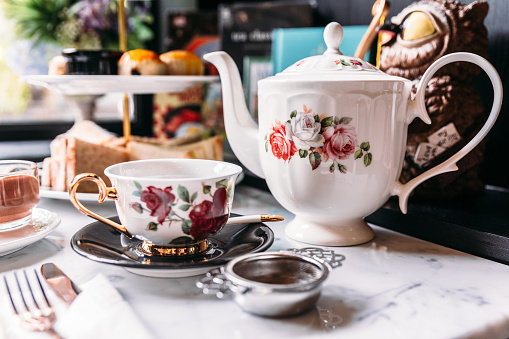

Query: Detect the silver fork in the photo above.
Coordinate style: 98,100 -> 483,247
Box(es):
4,269 -> 62,339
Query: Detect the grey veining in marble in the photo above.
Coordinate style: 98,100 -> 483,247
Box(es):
1,185 -> 509,339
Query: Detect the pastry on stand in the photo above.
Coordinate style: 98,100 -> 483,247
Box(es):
117,49 -> 168,76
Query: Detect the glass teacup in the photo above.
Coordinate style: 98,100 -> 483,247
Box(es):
0,160 -> 40,231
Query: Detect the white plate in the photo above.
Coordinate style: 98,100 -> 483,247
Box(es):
39,187 -> 107,202
124,266 -> 214,278
21,75 -> 219,95
0,208 -> 61,256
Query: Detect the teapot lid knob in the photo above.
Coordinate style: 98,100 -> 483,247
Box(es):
323,22 -> 344,56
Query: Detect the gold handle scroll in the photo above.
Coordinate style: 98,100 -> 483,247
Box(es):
69,173 -> 133,239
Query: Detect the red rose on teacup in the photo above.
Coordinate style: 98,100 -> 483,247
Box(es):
269,121 -> 297,161
322,123 -> 358,161
140,186 -> 175,224
189,187 -> 228,240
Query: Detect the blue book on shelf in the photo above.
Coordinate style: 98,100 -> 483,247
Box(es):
271,25 -> 369,74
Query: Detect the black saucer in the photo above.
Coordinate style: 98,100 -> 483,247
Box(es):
70,214 -> 274,277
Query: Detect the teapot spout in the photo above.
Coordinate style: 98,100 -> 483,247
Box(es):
204,52 -> 264,178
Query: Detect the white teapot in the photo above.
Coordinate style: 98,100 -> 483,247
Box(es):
204,22 -> 502,246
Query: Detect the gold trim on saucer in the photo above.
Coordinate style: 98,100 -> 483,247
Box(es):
138,239 -> 210,257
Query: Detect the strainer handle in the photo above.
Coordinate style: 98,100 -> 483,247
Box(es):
196,267 -> 250,297
282,247 -> 345,269
196,268 -> 230,298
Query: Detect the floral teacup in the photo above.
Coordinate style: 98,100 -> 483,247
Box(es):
69,159 -> 242,256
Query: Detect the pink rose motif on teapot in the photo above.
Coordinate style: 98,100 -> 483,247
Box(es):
265,105 -> 373,173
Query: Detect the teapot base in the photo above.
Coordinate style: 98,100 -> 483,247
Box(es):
285,217 -> 374,246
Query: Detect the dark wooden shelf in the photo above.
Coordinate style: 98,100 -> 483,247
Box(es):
365,186 -> 509,265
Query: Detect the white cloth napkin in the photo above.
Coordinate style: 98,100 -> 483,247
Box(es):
1,273 -> 154,339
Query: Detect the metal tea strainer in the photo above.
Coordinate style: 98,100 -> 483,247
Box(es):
196,247 -> 345,317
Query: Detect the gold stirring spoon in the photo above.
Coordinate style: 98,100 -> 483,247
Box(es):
226,214 -> 285,225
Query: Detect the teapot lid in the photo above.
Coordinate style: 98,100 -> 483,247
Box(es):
278,22 -> 387,77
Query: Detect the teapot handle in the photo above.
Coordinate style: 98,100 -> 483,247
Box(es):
393,52 -> 503,213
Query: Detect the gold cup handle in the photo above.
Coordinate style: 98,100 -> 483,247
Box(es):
69,173 -> 133,239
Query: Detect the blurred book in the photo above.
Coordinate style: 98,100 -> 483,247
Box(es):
243,56 -> 272,121
152,10 -> 223,140
166,10 -> 218,51
218,0 -> 316,79
166,10 -> 219,75
271,25 -> 370,74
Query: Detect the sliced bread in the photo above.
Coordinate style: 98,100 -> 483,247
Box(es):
127,135 -> 223,161
66,137 -> 129,193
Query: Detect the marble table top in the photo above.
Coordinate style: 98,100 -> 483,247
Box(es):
1,184 -> 509,339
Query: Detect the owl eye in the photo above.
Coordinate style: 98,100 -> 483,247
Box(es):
401,11 -> 436,41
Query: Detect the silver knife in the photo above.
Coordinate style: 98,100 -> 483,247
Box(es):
41,263 -> 81,306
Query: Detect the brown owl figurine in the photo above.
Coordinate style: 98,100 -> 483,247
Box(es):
378,0 -> 490,199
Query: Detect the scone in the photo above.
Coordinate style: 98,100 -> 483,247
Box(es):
48,55 -> 67,75
118,49 -> 168,75
160,50 -> 204,75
